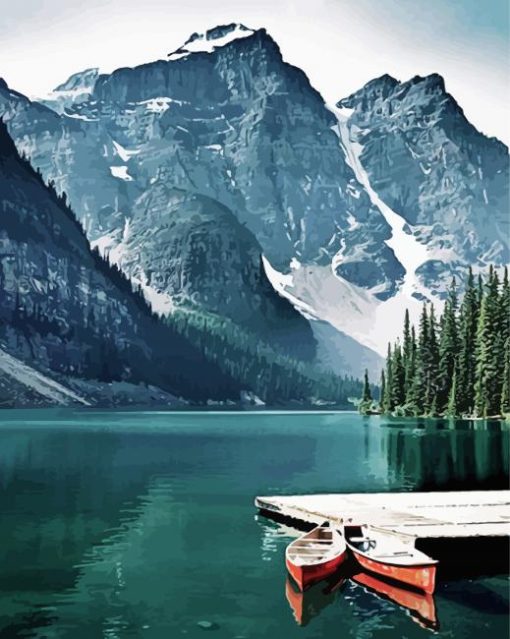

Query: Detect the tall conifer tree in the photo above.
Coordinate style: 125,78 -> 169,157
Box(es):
379,369 -> 386,409
438,278 -> 459,410
402,309 -> 412,389
457,268 -> 478,415
425,304 -> 440,412
475,267 -> 502,416
447,367 -> 459,416
383,343 -> 393,413
390,342 -> 405,409
501,337 -> 510,416
362,369 -> 372,403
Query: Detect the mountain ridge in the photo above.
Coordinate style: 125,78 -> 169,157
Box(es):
0,24 -> 507,364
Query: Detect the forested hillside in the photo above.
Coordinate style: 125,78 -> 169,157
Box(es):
170,309 -> 362,406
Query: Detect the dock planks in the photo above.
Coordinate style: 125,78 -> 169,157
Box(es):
255,490 -> 510,540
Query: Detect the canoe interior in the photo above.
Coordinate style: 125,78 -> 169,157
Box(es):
344,525 -> 436,567
287,526 -> 345,565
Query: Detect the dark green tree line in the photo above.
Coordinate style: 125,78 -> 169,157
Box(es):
364,266 -> 509,418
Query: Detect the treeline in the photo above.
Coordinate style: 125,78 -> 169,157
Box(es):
361,266 -> 510,418
168,308 -> 363,405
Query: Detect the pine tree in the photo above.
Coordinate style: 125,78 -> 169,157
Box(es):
402,309 -> 412,390
500,266 -> 510,346
477,273 -> 484,306
457,268 -> 479,415
501,337 -> 510,416
379,266 -> 507,419
404,326 -> 417,404
379,369 -> 386,409
362,369 -> 372,402
390,342 -> 405,409
424,304 -> 440,412
474,267 -> 502,417
382,343 -> 393,413
402,306 -> 428,416
447,367 -> 459,417
438,278 -> 459,410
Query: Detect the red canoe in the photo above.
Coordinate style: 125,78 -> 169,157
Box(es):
286,524 -> 347,591
345,525 -> 438,594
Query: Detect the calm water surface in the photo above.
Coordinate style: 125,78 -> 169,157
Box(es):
0,410 -> 508,638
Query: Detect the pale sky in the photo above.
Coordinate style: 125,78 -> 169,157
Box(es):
1,0 -> 508,144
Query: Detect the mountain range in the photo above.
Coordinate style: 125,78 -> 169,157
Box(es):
0,23 -> 508,405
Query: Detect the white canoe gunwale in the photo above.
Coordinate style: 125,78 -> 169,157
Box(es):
286,525 -> 346,567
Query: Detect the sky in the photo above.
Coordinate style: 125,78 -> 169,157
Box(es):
0,0 -> 508,143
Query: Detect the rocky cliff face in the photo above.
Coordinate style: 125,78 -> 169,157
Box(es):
1,24 -> 506,361
38,68 -> 100,115
98,183 -> 315,357
0,120 -> 239,402
337,73 -> 509,294
0,24 -> 401,308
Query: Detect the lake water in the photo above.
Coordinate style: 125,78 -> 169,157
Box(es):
0,410 -> 508,638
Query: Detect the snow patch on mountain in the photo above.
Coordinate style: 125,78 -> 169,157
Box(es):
263,255 -> 381,351
168,24 -> 255,60
139,97 -> 177,113
331,105 -> 430,299
64,112 -> 98,121
53,68 -> 99,93
110,165 -> 133,181
35,68 -> 99,114
112,140 -> 140,162
134,277 -> 175,316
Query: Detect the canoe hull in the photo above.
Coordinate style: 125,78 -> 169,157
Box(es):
349,547 -> 437,594
286,551 -> 347,592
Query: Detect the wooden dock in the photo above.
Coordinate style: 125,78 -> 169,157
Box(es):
255,490 -> 510,540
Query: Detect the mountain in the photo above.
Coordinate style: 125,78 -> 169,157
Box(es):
262,71 -> 509,354
38,68 -> 100,114
93,182 -> 316,359
1,24 -> 507,361
0,120 -> 360,406
336,73 -> 509,295
0,24 -> 393,369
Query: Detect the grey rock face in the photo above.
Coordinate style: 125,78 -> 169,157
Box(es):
0,26 -> 400,317
2,28 -> 505,366
107,183 -> 316,355
39,68 -> 100,114
337,73 -> 509,292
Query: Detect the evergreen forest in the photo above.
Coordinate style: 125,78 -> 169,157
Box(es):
360,266 -> 510,418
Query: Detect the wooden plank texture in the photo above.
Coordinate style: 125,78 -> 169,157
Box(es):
255,490 -> 510,539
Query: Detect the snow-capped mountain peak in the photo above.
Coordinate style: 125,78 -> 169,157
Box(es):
53,67 -> 99,93
168,23 -> 256,60
35,68 -> 100,114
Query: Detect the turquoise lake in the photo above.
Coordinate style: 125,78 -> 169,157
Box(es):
0,410 -> 508,638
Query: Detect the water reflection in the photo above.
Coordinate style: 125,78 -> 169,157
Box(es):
283,564 -> 440,632
351,571 -> 438,632
285,574 -> 347,626
382,419 -> 509,490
